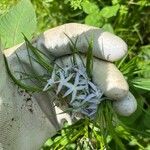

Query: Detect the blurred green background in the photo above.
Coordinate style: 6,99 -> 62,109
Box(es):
1,0 -> 150,45
0,0 -> 150,149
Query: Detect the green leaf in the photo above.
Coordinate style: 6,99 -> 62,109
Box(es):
143,108 -> 150,129
140,45 -> 150,60
43,139 -> 53,147
68,0 -> 83,10
132,78 -> 150,91
100,4 -> 120,19
4,55 -> 41,92
86,39 -> 93,78
85,13 -> 104,27
82,1 -> 99,14
112,0 -> 121,5
0,0 -> 37,49
102,23 -> 114,33
24,35 -> 53,73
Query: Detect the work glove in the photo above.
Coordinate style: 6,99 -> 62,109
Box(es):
0,23 -> 137,150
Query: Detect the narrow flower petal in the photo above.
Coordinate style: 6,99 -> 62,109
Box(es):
84,93 -> 96,101
63,84 -> 74,97
56,72 -> 73,94
70,90 -> 77,103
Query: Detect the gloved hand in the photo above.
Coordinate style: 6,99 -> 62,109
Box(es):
0,23 -> 137,150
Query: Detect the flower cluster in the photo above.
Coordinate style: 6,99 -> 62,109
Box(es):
43,63 -> 103,117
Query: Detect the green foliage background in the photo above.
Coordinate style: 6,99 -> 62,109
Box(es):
1,0 -> 150,48
0,0 -> 36,48
0,0 -> 150,149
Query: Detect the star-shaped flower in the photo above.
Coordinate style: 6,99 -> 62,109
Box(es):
74,64 -> 88,79
56,71 -> 73,94
88,81 -> 103,98
43,67 -> 56,91
76,94 -> 87,101
63,73 -> 86,103
84,93 -> 96,102
43,62 -> 104,118
62,65 -> 72,77
81,103 -> 97,117
71,100 -> 87,109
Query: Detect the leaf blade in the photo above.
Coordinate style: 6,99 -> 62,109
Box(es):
0,0 -> 37,48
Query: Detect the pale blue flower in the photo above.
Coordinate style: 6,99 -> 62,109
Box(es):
44,62 -> 104,118
88,81 -> 103,98
71,100 -> 87,108
81,103 -> 97,116
56,71 -> 73,94
63,73 -> 86,103
73,64 -> 88,79
62,65 -> 72,77
43,67 -> 56,91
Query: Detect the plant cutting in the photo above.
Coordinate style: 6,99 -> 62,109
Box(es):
2,23 -> 149,150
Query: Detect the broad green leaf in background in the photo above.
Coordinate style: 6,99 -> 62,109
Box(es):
102,23 -> 114,33
112,0 -> 121,5
82,1 -> 99,14
0,0 -> 37,49
100,4 -> 120,19
85,13 -> 104,27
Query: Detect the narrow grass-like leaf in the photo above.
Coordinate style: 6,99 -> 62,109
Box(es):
86,39 -> 93,78
15,51 -> 44,87
4,55 -> 41,92
59,129 -> 84,150
16,72 -> 46,82
105,102 -> 126,150
49,122 -> 85,149
64,33 -> 78,65
24,35 -> 53,73
120,57 -> 138,76
132,78 -> 150,91
64,33 -> 86,68
116,53 -> 128,69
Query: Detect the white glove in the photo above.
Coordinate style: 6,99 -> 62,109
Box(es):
0,23 -> 137,150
